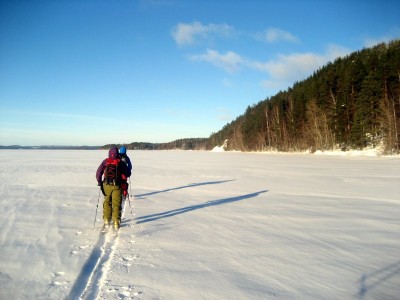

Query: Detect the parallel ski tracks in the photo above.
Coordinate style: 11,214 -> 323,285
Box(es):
67,230 -> 118,299
66,201 -> 128,300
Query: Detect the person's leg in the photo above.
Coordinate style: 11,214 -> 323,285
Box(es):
102,184 -> 112,224
111,186 -> 122,229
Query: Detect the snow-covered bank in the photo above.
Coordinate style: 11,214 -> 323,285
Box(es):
211,140 -> 399,157
0,150 -> 399,299
314,145 -> 397,157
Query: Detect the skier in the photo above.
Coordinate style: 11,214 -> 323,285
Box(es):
119,146 -> 132,172
96,147 -> 131,230
119,146 -> 132,199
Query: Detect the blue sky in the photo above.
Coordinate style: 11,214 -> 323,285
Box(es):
1,0 -> 399,146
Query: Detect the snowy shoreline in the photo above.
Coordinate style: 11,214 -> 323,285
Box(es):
2,147 -> 399,158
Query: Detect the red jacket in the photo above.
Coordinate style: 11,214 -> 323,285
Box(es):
96,147 -> 131,185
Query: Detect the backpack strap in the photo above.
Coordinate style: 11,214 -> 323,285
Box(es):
103,158 -> 121,185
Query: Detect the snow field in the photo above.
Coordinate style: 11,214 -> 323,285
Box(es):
0,150 -> 399,299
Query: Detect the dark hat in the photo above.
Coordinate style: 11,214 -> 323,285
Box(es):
108,147 -> 119,159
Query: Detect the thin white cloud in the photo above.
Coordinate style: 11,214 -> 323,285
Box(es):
255,44 -> 351,90
189,44 -> 351,78
364,36 -> 397,48
261,79 -> 285,90
189,45 -> 351,91
362,27 -> 400,47
255,27 -> 299,43
172,21 -> 234,46
173,22 -> 352,90
250,52 -> 327,80
190,49 -> 243,73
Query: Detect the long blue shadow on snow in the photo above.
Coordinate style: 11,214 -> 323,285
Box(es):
135,190 -> 268,224
134,180 -> 236,198
66,232 -> 105,300
358,260 -> 400,299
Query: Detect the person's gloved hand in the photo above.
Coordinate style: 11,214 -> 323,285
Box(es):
99,182 -> 106,196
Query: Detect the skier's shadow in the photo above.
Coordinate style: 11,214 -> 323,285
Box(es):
134,179 -> 236,198
357,260 -> 400,299
135,190 -> 268,224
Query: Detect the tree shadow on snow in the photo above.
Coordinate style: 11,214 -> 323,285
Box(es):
134,180 -> 236,199
357,260 -> 400,299
135,190 -> 268,224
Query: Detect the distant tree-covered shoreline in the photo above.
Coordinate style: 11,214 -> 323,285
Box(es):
207,40 -> 400,154
7,41 -> 397,154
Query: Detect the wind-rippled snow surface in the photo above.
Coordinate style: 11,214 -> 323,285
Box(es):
0,150 -> 399,299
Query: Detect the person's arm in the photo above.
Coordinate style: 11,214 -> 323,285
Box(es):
96,160 -> 105,185
122,161 -> 131,178
127,156 -> 132,173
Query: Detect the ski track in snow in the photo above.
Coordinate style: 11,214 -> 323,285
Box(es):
67,230 -> 117,300
67,202 -> 127,300
1,150 -> 399,299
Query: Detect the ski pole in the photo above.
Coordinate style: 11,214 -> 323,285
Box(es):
127,193 -> 134,218
93,188 -> 101,228
128,176 -> 133,204
129,177 -> 132,197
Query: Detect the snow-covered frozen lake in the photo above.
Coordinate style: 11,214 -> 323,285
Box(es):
0,150 -> 399,299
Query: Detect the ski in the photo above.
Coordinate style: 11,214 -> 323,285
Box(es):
101,224 -> 110,234
112,222 -> 121,235
100,223 -> 120,235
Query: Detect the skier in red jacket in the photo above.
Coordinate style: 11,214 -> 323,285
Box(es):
96,147 -> 131,230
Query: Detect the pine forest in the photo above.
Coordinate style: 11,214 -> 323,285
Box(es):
110,40 -> 400,154
207,40 -> 400,154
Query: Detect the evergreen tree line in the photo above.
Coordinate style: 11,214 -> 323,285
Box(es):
207,40 -> 400,153
103,138 -> 208,151
103,40 -> 399,153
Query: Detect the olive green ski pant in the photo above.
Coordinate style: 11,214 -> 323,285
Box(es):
102,183 -> 122,222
